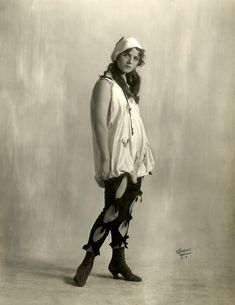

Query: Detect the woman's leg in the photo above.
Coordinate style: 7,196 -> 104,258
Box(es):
108,175 -> 143,281
74,175 -> 126,287
82,174 -> 142,254
109,175 -> 142,249
74,174 -> 142,286
82,174 -> 125,256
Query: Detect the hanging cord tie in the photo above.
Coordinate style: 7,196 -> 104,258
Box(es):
124,92 -> 134,136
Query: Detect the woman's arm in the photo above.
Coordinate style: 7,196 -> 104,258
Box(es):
92,79 -> 111,178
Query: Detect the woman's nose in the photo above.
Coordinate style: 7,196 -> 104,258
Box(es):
127,57 -> 132,64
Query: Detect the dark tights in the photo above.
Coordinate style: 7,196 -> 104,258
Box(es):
83,174 -> 143,256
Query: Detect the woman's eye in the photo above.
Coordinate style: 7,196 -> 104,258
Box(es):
123,53 -> 139,62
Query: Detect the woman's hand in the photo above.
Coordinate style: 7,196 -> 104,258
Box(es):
96,158 -> 110,188
101,158 -> 110,180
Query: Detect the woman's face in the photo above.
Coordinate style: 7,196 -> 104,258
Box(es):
116,48 -> 140,74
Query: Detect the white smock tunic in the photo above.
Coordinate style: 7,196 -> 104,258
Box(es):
91,74 -> 155,186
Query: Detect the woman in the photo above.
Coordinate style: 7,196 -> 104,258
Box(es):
74,37 -> 155,287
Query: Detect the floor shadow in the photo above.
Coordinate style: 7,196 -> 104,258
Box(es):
63,273 -> 115,286
93,273 -> 113,279
2,257 -> 128,286
92,272 -> 125,280
3,257 -> 75,282
63,276 -> 78,286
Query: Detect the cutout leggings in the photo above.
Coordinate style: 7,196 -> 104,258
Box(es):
83,173 -> 143,256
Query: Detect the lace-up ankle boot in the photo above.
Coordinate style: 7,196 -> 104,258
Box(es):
108,248 -> 142,282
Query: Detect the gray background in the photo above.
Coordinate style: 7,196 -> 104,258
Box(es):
0,0 -> 234,304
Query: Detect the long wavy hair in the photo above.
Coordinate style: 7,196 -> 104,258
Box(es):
101,47 -> 145,104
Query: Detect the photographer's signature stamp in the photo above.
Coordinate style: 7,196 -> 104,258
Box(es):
176,247 -> 192,259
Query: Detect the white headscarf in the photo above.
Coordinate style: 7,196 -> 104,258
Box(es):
111,37 -> 143,62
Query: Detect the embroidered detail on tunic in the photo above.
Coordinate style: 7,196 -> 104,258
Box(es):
121,138 -> 129,147
126,104 -> 132,112
108,122 -> 113,130
125,98 -> 134,136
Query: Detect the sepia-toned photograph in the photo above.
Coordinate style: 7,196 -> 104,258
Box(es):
0,0 -> 234,304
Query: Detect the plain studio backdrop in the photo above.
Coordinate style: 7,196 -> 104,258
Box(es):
0,0 -> 234,304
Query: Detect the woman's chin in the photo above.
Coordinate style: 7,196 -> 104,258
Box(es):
121,68 -> 134,74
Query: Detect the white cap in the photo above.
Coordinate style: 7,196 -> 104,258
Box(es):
111,37 -> 143,62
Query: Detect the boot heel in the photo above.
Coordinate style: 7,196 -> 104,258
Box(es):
108,265 -> 119,279
110,271 -> 119,279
